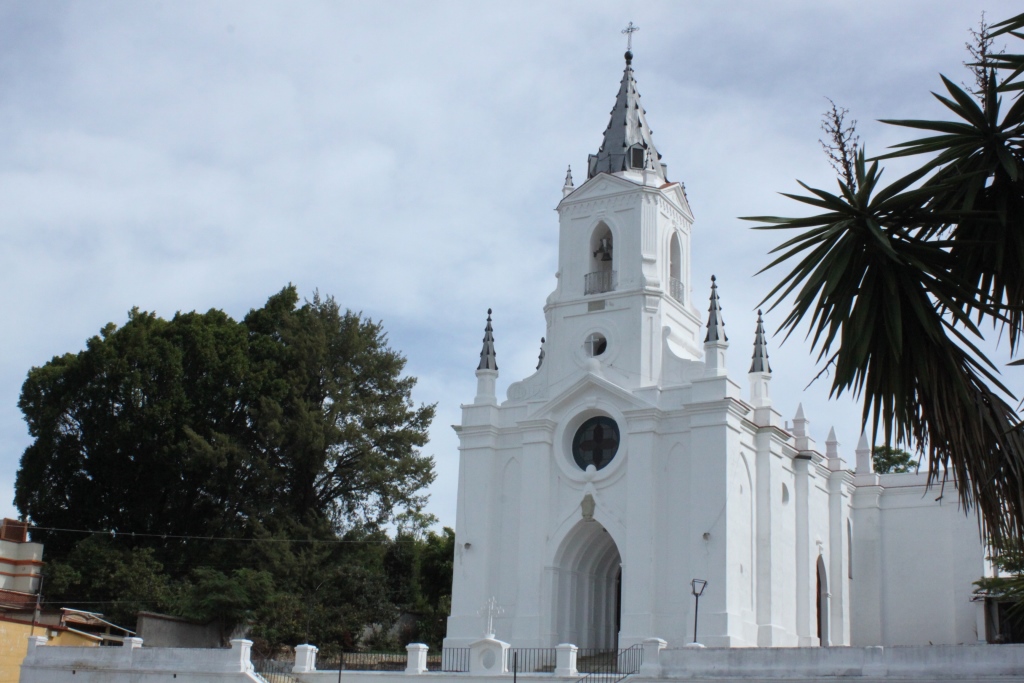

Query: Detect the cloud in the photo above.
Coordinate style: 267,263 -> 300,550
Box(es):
1,1 -> 1021,529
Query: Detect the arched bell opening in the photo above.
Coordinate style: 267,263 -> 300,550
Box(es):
552,519 -> 622,650
586,224 -> 616,295
669,232 -> 683,303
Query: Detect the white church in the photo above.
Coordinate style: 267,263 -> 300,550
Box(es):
19,35 -> 1024,683
443,46 -> 990,651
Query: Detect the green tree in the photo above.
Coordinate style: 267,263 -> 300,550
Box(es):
173,567 -> 274,645
747,12 -> 1024,545
241,288 -> 435,533
872,445 -> 919,474
975,542 -> 1024,643
17,286 -> 434,545
416,527 -> 455,649
15,286 -> 436,642
43,536 -> 172,629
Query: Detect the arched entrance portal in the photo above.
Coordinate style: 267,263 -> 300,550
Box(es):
553,521 -> 622,650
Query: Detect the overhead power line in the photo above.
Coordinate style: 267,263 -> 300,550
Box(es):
27,525 -> 426,545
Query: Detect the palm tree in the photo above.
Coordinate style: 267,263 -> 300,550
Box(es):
747,13 -> 1024,545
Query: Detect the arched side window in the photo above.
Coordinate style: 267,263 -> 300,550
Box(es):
816,555 -> 830,646
629,144 -> 646,170
669,232 -> 683,303
585,224 -> 616,295
847,519 -> 853,579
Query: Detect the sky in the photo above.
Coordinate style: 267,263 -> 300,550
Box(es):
1,1 -> 1022,532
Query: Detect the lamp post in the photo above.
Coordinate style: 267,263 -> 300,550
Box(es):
690,579 -> 707,645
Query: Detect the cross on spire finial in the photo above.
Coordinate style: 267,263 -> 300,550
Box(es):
622,21 -> 639,52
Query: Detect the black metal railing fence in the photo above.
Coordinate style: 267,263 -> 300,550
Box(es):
439,647 -> 471,672
254,643 -> 633,679
310,647 -> 470,673
252,657 -> 297,683
575,648 -> 619,673
574,644 -> 643,683
316,651 -> 406,671
508,647 -> 557,673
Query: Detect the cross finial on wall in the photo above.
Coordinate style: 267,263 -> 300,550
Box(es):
622,22 -> 639,51
479,596 -> 504,638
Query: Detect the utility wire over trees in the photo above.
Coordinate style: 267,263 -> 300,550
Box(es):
745,13 -> 1024,546
14,285 -> 446,649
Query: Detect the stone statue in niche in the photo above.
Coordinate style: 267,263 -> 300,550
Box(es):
581,493 -> 596,520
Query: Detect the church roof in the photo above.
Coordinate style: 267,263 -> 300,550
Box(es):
477,309 -> 497,371
704,275 -> 727,343
587,50 -> 666,182
749,310 -> 771,373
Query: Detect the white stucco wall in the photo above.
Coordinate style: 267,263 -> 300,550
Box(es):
19,636 -> 262,683
851,472 -> 986,647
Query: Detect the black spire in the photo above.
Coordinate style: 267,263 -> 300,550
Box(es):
477,309 -> 497,371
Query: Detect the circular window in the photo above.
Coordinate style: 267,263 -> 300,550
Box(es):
572,416 -> 620,471
584,333 -> 607,357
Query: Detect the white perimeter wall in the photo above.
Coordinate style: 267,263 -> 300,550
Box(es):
852,472 -> 986,646
19,636 -> 262,683
292,643 -> 1024,682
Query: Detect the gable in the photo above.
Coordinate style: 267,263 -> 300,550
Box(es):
558,173 -> 641,206
528,372 -> 653,424
660,182 -> 694,223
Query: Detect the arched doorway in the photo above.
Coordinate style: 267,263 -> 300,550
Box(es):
816,555 -> 830,646
553,520 -> 622,650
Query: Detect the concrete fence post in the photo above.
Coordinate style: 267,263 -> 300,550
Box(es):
638,638 -> 666,678
863,645 -> 886,678
230,638 -> 254,673
122,636 -> 143,667
406,643 -> 429,674
294,644 -> 319,673
555,643 -> 578,677
24,635 -> 47,664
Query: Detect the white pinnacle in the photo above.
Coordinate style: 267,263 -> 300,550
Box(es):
562,166 -> 574,197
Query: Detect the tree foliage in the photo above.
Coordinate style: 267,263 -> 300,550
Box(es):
16,286 -> 448,649
872,445 -> 919,474
17,286 -> 434,547
975,541 -> 1024,642
747,13 -> 1024,545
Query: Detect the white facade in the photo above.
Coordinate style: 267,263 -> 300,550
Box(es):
444,51 -> 988,650
19,636 -> 263,683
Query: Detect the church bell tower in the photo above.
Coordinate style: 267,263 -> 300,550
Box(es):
444,37 -> 857,654
544,48 -> 703,391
